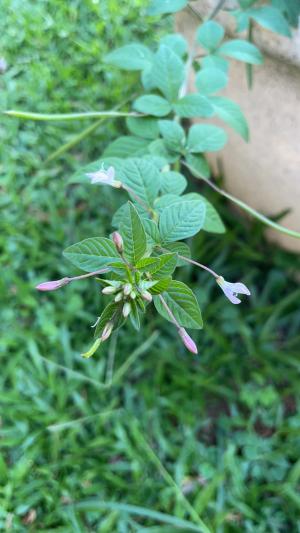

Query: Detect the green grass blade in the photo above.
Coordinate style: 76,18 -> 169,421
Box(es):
71,500 -> 204,531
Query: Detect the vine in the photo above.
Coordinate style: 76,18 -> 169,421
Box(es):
6,0 -> 300,357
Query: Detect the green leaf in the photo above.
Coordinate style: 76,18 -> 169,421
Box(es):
120,203 -> 147,264
154,280 -> 203,329
160,171 -> 187,195
155,194 -> 180,213
195,68 -> 228,95
163,242 -> 191,266
102,136 -> 149,158
95,301 -> 124,337
160,33 -> 188,57
158,120 -> 185,152
133,94 -> 172,117
129,300 -> 141,331
135,257 -> 161,272
63,237 -> 121,272
151,253 -> 177,279
142,218 -> 161,246
159,198 -> 206,242
149,277 -> 172,294
201,197 -> 226,233
148,139 -> 179,163
202,54 -> 229,73
185,153 -> 210,178
248,6 -> 291,37
147,0 -> 188,16
112,202 -> 148,228
119,158 -> 161,207
218,39 -> 263,64
208,96 -> 249,141
187,124 -> 227,152
126,116 -> 159,140
151,45 -> 185,102
173,94 -> 214,118
104,43 -> 153,70
197,21 -> 225,51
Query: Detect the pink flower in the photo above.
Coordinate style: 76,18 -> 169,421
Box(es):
216,276 -> 251,304
86,165 -> 121,188
178,328 -> 198,354
112,231 -> 124,253
36,277 -> 69,291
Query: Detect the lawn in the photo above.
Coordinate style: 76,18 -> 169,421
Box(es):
1,1 -> 300,531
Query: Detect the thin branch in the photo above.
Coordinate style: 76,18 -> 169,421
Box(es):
159,294 -> 181,328
182,161 -> 300,240
208,0 -> 226,20
3,110 -> 142,122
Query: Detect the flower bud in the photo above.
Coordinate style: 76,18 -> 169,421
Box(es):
36,277 -> 69,291
81,337 -> 102,358
122,302 -> 131,318
141,290 -> 152,302
130,290 -> 136,299
114,292 -> 123,302
102,286 -> 118,295
123,283 -> 132,296
178,328 -> 198,355
112,231 -> 124,253
101,321 -> 114,341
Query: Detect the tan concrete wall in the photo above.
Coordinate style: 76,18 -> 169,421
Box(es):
177,1 -> 300,252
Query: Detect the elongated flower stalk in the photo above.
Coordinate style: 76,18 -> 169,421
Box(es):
159,294 -> 198,355
36,268 -> 110,292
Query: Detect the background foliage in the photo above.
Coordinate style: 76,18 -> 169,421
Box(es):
1,0 -> 300,531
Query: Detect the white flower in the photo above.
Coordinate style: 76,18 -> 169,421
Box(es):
216,276 -> 251,305
86,165 -> 121,188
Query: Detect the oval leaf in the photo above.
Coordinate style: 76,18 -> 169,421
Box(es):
154,280 -> 203,329
63,237 -> 121,272
159,199 -> 206,242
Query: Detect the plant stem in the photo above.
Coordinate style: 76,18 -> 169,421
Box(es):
69,268 -> 110,282
159,246 -> 219,278
178,255 -> 219,278
187,3 -> 203,22
182,161 -> 300,239
208,0 -> 226,20
3,110 -> 142,121
159,295 -> 181,328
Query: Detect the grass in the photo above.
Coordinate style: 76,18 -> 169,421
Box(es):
1,1 -> 300,531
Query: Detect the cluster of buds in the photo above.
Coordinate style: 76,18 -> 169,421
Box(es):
102,278 -> 152,318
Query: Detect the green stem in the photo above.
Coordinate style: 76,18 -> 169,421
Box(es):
183,161 -> 300,240
45,95 -> 136,162
46,118 -> 104,162
208,0 -> 226,20
3,110 -> 142,121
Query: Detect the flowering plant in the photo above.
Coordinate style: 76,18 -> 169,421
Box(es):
6,0 -> 299,357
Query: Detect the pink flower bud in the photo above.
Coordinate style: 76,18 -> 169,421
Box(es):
141,290 -> 152,302
36,277 -> 69,291
122,302 -> 131,318
112,231 -> 124,253
178,328 -> 198,355
101,321 -> 114,341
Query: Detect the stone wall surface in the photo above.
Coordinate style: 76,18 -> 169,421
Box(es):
177,1 -> 300,252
